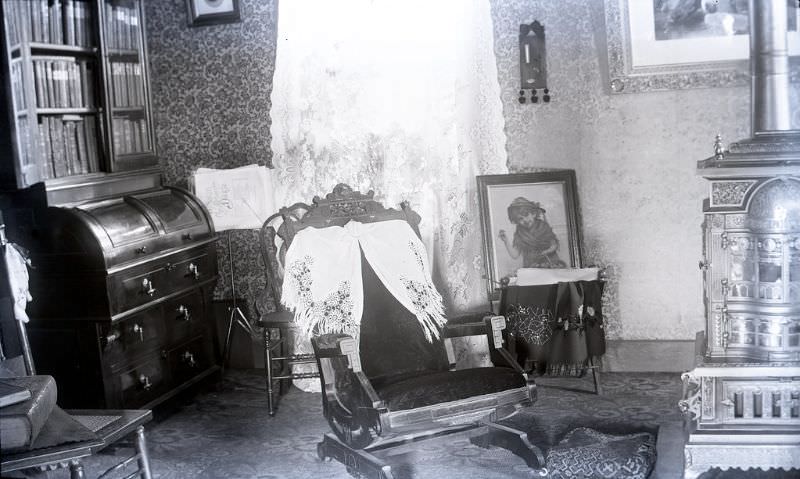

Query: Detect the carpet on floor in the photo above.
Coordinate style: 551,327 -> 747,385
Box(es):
54,371 -> 796,479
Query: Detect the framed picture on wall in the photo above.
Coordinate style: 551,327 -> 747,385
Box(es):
603,0 -> 800,94
477,170 -> 584,301
186,0 -> 241,27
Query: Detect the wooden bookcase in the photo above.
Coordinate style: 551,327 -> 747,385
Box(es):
0,0 -> 158,206
0,1 -> 222,410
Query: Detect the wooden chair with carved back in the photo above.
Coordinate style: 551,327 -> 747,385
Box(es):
258,200 -> 317,416
258,184 -> 547,478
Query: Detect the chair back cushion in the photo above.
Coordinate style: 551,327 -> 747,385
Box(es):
358,252 -> 449,380
261,184 -> 448,379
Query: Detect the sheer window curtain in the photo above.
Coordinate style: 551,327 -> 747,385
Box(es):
269,0 -> 508,390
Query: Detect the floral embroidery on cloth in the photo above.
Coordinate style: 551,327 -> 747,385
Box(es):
287,255 -> 314,303
505,304 -> 553,346
286,255 -> 358,338
398,240 -> 446,341
312,281 -> 357,337
281,220 -> 447,342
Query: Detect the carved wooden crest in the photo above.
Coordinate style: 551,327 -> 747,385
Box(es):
279,183 -> 421,243
260,184 -> 423,307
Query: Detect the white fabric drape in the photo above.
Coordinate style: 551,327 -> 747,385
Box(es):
4,244 -> 31,323
281,220 -> 446,342
269,0 -> 508,390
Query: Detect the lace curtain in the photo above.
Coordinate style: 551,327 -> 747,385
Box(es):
270,0 -> 508,388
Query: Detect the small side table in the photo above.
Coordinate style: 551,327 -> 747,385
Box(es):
1,432 -> 102,479
1,409 -> 155,479
68,409 -> 154,479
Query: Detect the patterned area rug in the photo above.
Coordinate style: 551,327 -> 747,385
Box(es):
71,371 -> 795,479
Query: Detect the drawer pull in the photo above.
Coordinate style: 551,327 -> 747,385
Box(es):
182,351 -> 196,368
139,374 -> 152,390
132,323 -> 145,342
105,330 -> 120,346
136,246 -> 148,255
176,305 -> 191,321
182,233 -> 193,241
141,278 -> 156,296
187,263 -> 200,279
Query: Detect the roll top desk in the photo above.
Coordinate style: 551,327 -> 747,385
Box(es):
26,186 -> 220,409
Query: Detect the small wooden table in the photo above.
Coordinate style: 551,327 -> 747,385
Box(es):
1,409 -> 153,479
499,281 -> 605,394
1,434 -> 102,478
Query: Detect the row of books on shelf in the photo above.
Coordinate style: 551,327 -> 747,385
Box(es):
38,114 -> 101,179
111,61 -> 144,107
2,0 -> 94,48
32,56 -> 96,109
104,1 -> 140,51
15,116 -> 34,168
112,116 -> 149,155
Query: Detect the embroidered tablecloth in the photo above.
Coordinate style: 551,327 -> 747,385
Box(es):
499,280 -> 605,376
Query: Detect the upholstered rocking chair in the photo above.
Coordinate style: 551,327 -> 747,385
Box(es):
260,184 -> 546,479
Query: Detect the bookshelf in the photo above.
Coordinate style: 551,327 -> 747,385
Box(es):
0,1 -> 222,412
0,0 -> 158,205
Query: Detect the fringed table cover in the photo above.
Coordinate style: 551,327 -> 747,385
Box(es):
499,280 -> 606,376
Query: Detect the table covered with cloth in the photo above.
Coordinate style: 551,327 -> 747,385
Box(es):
499,280 -> 605,376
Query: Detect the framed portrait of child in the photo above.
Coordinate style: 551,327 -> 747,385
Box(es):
477,170 -> 584,300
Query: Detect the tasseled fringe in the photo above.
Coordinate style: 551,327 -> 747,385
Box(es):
289,304 -> 317,341
545,356 -> 603,378
283,282 -> 360,341
286,304 -> 361,342
417,285 -> 447,342
282,241 -> 448,343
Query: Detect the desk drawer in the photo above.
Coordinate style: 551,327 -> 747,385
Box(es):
164,249 -> 214,293
107,246 -> 214,317
117,356 -> 169,408
108,264 -> 166,316
163,289 -> 206,344
101,307 -> 164,367
167,336 -> 213,385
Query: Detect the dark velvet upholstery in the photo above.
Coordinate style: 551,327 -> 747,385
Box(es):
373,367 -> 526,411
354,250 -> 526,412
358,251 -> 449,381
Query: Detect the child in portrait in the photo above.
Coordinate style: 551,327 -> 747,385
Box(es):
498,197 -> 566,269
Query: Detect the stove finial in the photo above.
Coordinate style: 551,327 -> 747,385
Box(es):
713,134 -> 725,161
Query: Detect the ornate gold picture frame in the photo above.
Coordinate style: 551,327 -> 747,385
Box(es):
603,0 -> 800,94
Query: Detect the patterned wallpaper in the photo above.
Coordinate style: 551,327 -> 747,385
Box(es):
145,0 -> 278,316
490,0 -> 799,340
144,0 -> 799,340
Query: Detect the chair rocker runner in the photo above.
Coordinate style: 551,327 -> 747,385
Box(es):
260,184 -> 547,478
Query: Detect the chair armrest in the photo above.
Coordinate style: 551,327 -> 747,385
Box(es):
312,333 -> 353,358
443,315 -> 505,349
442,316 -> 527,376
446,311 -> 495,324
311,334 -> 383,408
